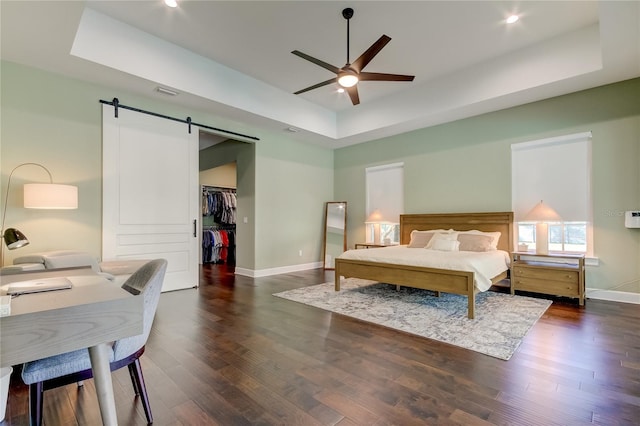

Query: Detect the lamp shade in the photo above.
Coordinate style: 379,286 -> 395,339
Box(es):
524,200 -> 561,255
3,228 -> 29,249
524,200 -> 562,222
24,183 -> 78,209
365,209 -> 385,223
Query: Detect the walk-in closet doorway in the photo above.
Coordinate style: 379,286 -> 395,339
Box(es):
200,163 -> 237,271
199,132 -> 255,280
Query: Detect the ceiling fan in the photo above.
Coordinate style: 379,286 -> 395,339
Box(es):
292,7 -> 415,106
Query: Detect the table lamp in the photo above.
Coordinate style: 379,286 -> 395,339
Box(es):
365,210 -> 386,244
524,200 -> 561,255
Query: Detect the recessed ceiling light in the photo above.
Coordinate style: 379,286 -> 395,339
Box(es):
164,0 -> 178,8
506,15 -> 519,24
337,88 -> 345,93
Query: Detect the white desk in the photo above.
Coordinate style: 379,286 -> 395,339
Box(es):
0,270 -> 143,425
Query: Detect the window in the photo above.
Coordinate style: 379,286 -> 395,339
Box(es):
365,163 -> 404,244
517,222 -> 587,253
511,132 -> 592,255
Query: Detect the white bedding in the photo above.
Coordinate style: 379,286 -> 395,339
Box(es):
337,245 -> 510,292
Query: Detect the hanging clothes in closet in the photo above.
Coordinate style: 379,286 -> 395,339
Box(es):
202,186 -> 236,264
202,226 -> 236,264
202,189 -> 236,224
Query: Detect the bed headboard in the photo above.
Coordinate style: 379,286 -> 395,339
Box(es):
399,212 -> 514,252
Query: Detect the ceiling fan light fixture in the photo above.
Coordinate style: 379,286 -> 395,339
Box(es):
338,71 -> 358,88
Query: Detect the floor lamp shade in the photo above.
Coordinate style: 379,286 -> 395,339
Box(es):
24,184 -> 78,209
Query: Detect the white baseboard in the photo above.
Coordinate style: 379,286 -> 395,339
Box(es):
586,288 -> 640,304
235,261 -> 323,278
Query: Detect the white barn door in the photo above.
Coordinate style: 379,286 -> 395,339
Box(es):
102,105 -> 199,291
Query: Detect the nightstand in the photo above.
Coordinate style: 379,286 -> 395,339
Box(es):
510,252 -> 585,305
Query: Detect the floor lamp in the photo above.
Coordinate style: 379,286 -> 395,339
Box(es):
524,200 -> 562,255
1,163 -> 78,266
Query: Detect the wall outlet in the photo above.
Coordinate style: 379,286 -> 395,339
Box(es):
0,296 -> 11,317
298,250 -> 303,257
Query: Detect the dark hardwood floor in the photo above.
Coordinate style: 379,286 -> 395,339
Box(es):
3,264 -> 639,425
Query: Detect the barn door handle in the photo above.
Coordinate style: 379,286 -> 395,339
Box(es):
193,219 -> 197,237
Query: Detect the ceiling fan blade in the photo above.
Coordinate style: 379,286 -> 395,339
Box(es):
291,50 -> 341,74
294,78 -> 337,95
346,85 -> 360,105
350,35 -> 391,73
359,72 -> 415,82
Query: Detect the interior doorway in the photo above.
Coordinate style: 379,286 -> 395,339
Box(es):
200,162 -> 237,272
198,132 -> 256,278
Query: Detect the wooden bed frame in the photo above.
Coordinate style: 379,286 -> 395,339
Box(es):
334,212 -> 514,319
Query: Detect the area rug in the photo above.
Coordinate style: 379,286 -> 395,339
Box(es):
273,278 -> 552,360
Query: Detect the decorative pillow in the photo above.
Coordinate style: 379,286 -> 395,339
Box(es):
430,238 -> 460,252
425,231 -> 459,249
458,230 -> 501,250
408,231 -> 436,248
457,234 -> 494,252
407,229 -> 449,247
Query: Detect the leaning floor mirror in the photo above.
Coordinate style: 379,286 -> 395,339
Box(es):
323,201 -> 347,270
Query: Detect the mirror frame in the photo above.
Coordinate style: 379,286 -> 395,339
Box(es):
322,201 -> 347,270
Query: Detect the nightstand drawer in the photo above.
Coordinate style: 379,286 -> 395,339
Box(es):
512,265 -> 578,283
512,276 -> 579,297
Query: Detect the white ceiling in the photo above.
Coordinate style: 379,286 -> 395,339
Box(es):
1,1 -> 639,149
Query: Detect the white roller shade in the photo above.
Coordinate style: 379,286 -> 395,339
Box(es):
512,132 -> 591,222
366,163 -> 403,223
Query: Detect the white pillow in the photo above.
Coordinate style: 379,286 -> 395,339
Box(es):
430,238 -> 460,252
458,230 -> 501,250
425,231 -> 459,249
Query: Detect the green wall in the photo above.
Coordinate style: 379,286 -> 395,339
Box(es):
1,60 -> 334,271
335,78 -> 640,293
1,61 -> 104,264
253,136 -> 334,270
2,58 -> 638,291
